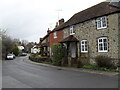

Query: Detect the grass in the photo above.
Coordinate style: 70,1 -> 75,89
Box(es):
29,54 -> 47,58
82,65 -> 96,69
77,65 -> 119,72
42,61 -> 53,64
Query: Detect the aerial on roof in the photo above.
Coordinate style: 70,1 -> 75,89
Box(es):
55,1 -> 120,31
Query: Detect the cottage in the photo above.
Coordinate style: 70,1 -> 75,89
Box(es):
31,44 -> 40,54
49,19 -> 64,56
58,1 -> 120,66
39,29 -> 51,56
40,19 -> 65,57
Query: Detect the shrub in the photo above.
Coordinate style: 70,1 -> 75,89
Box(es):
95,55 -> 114,68
52,43 -> 67,66
76,60 -> 83,68
12,45 -> 19,56
82,65 -> 96,69
29,54 -> 48,62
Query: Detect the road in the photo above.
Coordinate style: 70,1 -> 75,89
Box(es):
2,56 -> 118,88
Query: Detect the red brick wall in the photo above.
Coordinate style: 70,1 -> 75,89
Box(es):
50,30 -> 63,47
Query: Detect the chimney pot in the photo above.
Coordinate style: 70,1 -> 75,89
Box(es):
55,22 -> 59,28
59,18 -> 64,25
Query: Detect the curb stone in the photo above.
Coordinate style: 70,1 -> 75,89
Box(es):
23,58 -> 119,77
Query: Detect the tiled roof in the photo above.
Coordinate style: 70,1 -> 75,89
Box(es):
40,43 -> 48,47
56,1 -> 120,31
40,1 -> 120,42
60,35 -> 79,43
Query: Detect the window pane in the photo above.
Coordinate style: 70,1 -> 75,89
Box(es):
104,46 -> 107,50
104,43 -> 107,50
82,45 -> 84,51
99,39 -> 102,42
102,17 -> 107,27
54,32 -> 57,38
81,41 -> 84,44
81,40 -> 88,52
99,44 -> 103,50
103,39 -> 107,43
70,26 -> 74,34
85,46 -> 88,51
97,18 -> 102,28
85,41 -> 87,44
103,38 -> 107,50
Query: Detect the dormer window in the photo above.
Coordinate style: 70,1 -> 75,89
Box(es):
96,16 -> 107,29
70,26 -> 75,35
54,32 -> 57,39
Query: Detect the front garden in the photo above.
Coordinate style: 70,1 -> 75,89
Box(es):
29,43 -> 119,72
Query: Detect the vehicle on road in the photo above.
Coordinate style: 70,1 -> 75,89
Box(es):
20,53 -> 27,56
6,54 -> 15,60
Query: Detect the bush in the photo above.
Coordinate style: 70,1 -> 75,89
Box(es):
82,65 -> 96,69
29,54 -> 48,62
12,45 -> 19,56
76,60 -> 83,68
52,43 -> 67,66
95,55 -> 114,68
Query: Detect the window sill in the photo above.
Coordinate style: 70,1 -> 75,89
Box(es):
98,51 -> 108,53
97,26 -> 107,30
70,33 -> 75,35
54,37 -> 57,39
81,51 -> 88,53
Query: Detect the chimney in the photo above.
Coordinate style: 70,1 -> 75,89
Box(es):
55,22 -> 59,28
40,38 -> 43,43
59,18 -> 64,26
109,0 -> 120,8
47,28 -> 51,34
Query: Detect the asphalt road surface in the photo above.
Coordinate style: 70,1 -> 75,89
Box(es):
2,56 -> 118,88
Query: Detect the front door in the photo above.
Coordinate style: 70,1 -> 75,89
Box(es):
70,42 -> 76,58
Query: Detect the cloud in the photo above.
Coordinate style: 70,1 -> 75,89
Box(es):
0,0 -> 105,43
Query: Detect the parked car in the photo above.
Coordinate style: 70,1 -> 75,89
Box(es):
12,54 -> 16,59
20,53 -> 27,56
6,54 -> 15,60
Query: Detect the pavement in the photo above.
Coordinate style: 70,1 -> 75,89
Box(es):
23,57 -> 119,77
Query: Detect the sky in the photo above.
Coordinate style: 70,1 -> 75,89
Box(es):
0,0 -> 106,43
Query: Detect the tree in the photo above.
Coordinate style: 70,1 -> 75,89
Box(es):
26,42 -> 34,53
1,29 -> 16,59
12,45 -> 19,56
52,43 -> 67,66
2,30 -> 15,59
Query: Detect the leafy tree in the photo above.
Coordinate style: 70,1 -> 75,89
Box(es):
1,30 -> 15,59
52,43 -> 67,66
12,45 -> 19,56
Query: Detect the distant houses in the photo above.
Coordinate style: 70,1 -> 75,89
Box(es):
18,46 -> 24,51
39,1 -> 120,66
31,44 -> 40,54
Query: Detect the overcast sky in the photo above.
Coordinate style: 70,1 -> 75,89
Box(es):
0,0 -> 106,43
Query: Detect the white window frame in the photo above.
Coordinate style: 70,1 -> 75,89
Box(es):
70,26 -> 75,35
54,32 -> 57,39
81,40 -> 88,53
96,16 -> 107,29
98,37 -> 108,52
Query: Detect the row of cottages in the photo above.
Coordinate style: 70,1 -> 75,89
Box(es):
39,19 -> 65,57
40,1 -> 120,66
